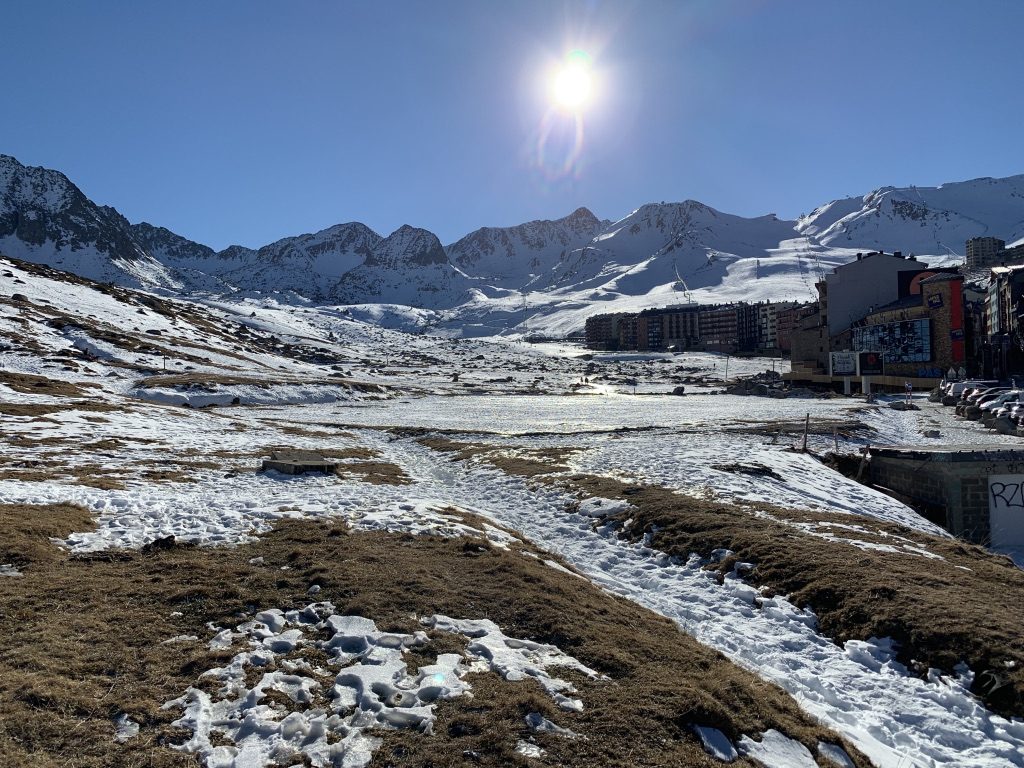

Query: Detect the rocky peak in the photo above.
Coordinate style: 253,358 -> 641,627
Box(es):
367,225 -> 448,268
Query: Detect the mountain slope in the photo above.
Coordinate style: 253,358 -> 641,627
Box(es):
798,175 -> 1024,257
335,225 -> 470,308
0,155 -> 177,288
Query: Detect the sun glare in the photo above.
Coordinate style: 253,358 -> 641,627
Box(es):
551,50 -> 593,111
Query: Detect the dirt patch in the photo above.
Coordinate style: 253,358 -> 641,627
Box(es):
419,437 -> 580,477
139,469 -> 198,484
0,400 -> 121,418
0,460 -> 127,489
0,515 -> 868,767
710,462 -> 785,480
136,373 -> 276,390
726,417 -> 869,440
334,460 -> 412,486
0,371 -> 98,398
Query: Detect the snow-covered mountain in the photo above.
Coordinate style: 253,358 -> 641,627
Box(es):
447,207 -> 607,289
3,153 -> 1024,335
0,155 -> 178,288
798,175 -> 1024,257
335,225 -> 470,308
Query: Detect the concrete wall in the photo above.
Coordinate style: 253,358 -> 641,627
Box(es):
869,448 -> 1024,543
825,254 -> 926,337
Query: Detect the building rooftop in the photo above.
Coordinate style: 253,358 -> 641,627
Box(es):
918,272 -> 964,285
865,294 -> 922,316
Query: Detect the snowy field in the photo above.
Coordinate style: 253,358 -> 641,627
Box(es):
3,256 -> 1024,767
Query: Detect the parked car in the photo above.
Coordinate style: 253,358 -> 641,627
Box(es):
961,388 -> 1011,418
942,380 -> 998,406
981,392 -> 1024,426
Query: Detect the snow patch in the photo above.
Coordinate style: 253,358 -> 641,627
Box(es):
165,604 -> 594,768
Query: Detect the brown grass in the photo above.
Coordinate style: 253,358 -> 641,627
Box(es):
0,401 -> 121,418
0,371 -> 98,397
0,503 -> 95,568
419,437 -> 580,477
333,460 -> 412,486
136,373 -> 275,390
0,511 -> 869,768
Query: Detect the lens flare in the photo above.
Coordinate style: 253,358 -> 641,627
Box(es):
550,49 -> 593,111
532,109 -> 585,182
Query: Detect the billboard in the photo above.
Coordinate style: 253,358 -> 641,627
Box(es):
829,351 -> 858,377
858,351 -> 884,376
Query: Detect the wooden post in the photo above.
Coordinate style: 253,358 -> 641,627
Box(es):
833,427 -> 839,453
802,413 -> 810,452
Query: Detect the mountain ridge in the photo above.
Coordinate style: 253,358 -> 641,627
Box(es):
3,153 -> 1024,334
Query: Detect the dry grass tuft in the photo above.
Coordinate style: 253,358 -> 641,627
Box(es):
333,461 -> 412,486
0,401 -> 121,418
0,503 -> 95,568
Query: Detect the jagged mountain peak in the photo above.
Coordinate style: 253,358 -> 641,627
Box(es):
5,152 -> 1024,336
370,225 -> 446,268
447,206 -> 607,286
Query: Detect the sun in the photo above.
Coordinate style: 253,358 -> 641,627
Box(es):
550,50 -> 593,111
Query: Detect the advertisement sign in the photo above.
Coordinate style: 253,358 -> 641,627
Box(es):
858,351 -> 884,376
950,328 -> 965,341
830,351 -> 858,377
927,293 -> 944,309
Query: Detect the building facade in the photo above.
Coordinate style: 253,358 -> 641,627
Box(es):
823,251 -> 930,336
966,237 -> 1007,269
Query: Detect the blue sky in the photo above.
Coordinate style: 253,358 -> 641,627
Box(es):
3,0 -> 1023,250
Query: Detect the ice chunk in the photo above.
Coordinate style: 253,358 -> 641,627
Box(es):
817,741 -> 855,767
693,725 -> 737,762
113,713 -> 139,743
738,730 -> 817,767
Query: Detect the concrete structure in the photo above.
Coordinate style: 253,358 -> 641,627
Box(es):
699,304 -> 740,351
823,251 -> 929,336
618,314 -> 638,350
966,236 -> 1007,269
753,301 -> 798,352
789,306 -> 830,376
636,311 -> 663,351
776,303 -> 817,354
869,446 -> 1024,546
262,450 -> 337,475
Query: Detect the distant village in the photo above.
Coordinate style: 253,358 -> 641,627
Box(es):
585,236 -> 1024,389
